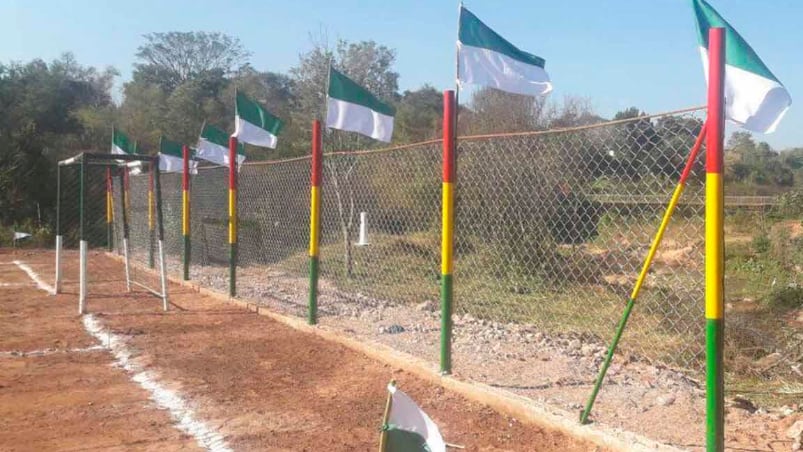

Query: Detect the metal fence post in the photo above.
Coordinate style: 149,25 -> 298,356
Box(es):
308,120 -> 323,325
705,26 -> 726,452
182,144 -> 191,281
228,136 -> 238,298
440,90 -> 456,374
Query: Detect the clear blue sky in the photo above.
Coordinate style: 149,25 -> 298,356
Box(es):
1,0 -> 801,149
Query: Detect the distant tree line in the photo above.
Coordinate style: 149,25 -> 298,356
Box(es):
1,31 -> 800,231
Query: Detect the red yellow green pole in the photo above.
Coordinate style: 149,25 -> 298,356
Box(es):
148,166 -> 155,268
182,144 -> 191,281
705,26 -> 726,452
106,167 -> 114,252
308,120 -> 322,325
580,121 -> 707,424
440,90 -> 456,374
228,136 -> 238,298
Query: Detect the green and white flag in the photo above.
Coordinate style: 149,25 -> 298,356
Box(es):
159,136 -> 198,174
326,67 -> 395,143
233,91 -> 283,148
457,6 -> 552,97
111,128 -> 134,155
382,384 -> 445,452
196,123 -> 245,168
692,0 -> 791,133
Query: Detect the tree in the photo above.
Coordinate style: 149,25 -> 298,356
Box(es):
394,85 -> 442,143
134,32 -> 250,92
466,87 -> 547,134
290,37 -> 400,278
0,54 -> 117,228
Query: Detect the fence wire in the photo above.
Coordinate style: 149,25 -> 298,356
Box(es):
455,112 -> 707,371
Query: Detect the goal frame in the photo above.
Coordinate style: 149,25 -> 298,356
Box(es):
54,152 -> 169,313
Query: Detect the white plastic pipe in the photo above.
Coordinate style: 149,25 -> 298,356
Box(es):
357,211 -> 369,246
79,240 -> 87,314
123,237 -> 131,292
158,240 -> 168,311
54,235 -> 62,294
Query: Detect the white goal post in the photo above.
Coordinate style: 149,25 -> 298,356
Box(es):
54,152 -> 168,313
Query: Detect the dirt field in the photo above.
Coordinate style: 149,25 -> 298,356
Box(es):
0,249 -> 600,451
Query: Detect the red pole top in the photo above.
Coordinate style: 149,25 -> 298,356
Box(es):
106,167 -> 113,192
182,145 -> 190,190
442,90 -> 456,183
311,120 -> 322,187
228,136 -> 238,190
706,27 -> 725,175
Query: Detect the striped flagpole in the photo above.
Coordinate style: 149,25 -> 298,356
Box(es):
228,136 -> 238,298
440,90 -> 456,374
705,27 -> 726,452
106,167 -> 114,251
580,121 -> 707,424
308,120 -> 323,325
148,165 -> 155,268
182,145 -> 191,280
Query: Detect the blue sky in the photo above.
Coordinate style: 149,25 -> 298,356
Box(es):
1,0 -> 801,149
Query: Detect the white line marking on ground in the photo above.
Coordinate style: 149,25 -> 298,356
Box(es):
82,315 -> 231,452
13,260 -> 55,294
0,345 -> 106,358
0,282 -> 32,288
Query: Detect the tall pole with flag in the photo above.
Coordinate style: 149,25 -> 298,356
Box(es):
182,144 -> 191,281
228,135 -> 238,298
106,167 -> 114,252
440,90 -> 456,375
308,119 -> 322,325
705,26 -> 726,452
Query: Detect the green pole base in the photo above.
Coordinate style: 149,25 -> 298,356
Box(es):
706,318 -> 724,452
229,243 -> 237,297
183,235 -> 190,281
440,273 -> 453,374
308,256 -> 319,325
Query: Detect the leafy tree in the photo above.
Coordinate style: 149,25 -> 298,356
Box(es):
0,54 -> 117,227
134,32 -> 250,92
394,85 -> 442,142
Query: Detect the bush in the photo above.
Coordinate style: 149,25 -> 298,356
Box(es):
767,284 -> 803,312
752,233 -> 771,254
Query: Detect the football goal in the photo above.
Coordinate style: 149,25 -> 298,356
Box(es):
54,152 -> 168,314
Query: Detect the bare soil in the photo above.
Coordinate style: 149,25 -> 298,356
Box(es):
0,249 -> 599,451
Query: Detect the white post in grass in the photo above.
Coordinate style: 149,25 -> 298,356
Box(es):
158,239 -> 168,311
79,240 -> 87,314
357,211 -> 369,246
123,238 -> 131,291
54,235 -> 63,294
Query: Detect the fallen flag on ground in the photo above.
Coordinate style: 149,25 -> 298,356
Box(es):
457,6 -> 552,97
326,67 -> 395,142
691,0 -> 791,133
232,91 -> 283,148
380,382 -> 445,452
196,123 -> 245,168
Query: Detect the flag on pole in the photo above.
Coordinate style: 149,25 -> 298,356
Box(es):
196,123 -> 246,168
111,128 -> 134,155
691,0 -> 791,133
457,6 -> 552,97
232,91 -> 284,148
382,383 -> 445,452
326,67 -> 395,142
159,136 -> 198,174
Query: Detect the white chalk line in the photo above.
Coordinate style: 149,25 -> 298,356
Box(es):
12,260 -> 55,294
82,315 -> 232,452
0,345 -> 106,358
14,259 -> 232,452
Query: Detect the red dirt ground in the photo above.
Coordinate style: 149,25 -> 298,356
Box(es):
0,249 -> 600,451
